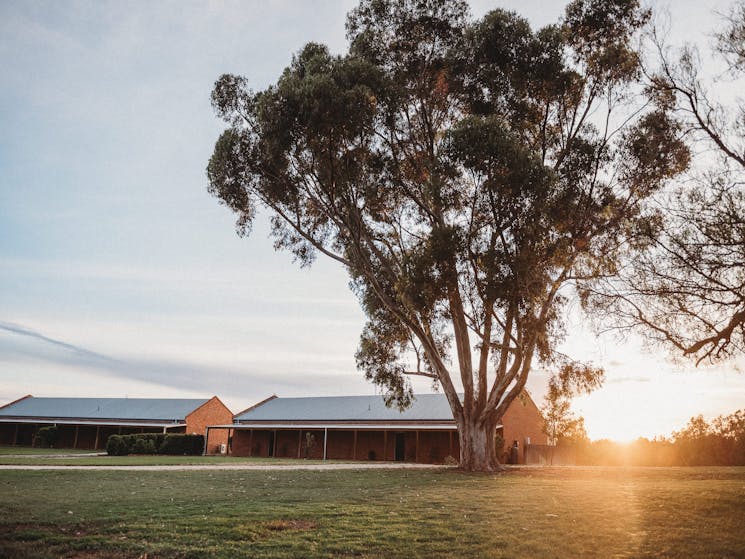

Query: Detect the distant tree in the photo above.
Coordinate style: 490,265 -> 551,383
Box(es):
541,363 -> 601,465
208,0 -> 688,471
712,409 -> 745,465
670,413 -> 745,466
588,2 -> 745,364
626,436 -> 676,467
672,415 -> 716,465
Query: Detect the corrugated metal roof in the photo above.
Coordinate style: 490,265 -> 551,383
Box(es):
235,394 -> 457,422
0,397 -> 209,421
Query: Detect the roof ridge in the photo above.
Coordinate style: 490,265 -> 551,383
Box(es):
0,394 -> 33,411
234,394 -> 277,417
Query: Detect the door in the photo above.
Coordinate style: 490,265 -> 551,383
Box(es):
394,432 -> 406,461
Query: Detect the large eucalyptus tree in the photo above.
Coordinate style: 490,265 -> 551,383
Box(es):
207,0 -> 688,471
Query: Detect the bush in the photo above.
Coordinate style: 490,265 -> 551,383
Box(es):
107,433 -> 164,456
106,435 -> 129,456
105,433 -> 203,456
131,438 -> 157,455
159,434 -> 204,455
35,426 -> 59,448
131,433 -> 165,450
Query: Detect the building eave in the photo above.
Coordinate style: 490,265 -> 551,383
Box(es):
209,422 -> 503,431
0,418 -> 187,428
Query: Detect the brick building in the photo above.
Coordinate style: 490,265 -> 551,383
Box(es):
207,393 -> 546,464
0,395 -> 232,452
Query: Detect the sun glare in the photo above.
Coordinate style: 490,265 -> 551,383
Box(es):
573,373 -> 708,442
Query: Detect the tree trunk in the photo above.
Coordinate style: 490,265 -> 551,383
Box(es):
458,417 -> 501,472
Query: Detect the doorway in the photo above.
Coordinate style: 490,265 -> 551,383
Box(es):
394,432 -> 406,461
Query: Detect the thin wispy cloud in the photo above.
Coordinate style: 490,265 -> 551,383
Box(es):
0,319 -> 368,401
0,321 -> 115,363
0,320 -> 250,394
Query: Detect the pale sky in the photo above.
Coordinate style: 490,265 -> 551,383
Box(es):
1,0 -> 743,441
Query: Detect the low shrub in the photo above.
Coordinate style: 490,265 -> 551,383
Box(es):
106,435 -> 129,456
35,426 -> 59,448
159,434 -> 204,455
105,433 -> 203,456
131,433 -> 166,450
106,433 -> 169,455
131,437 -> 157,455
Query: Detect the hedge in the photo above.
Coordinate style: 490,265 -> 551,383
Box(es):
105,433 -> 204,456
159,434 -> 204,455
106,435 -> 129,456
34,426 -> 59,448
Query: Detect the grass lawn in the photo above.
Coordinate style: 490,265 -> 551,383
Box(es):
0,454 -> 342,466
1,466 -> 743,558
0,446 -> 96,456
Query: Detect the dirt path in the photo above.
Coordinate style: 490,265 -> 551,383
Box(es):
0,462 -> 447,471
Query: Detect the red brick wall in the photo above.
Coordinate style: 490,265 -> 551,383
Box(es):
355,430 -> 385,461
501,392 -> 547,463
325,431 -> 353,459
186,397 -> 233,454
275,430 -> 302,458
417,431 -> 454,463
231,429 -> 274,457
231,429 -> 249,456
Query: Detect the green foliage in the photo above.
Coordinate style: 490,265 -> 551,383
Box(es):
208,0 -> 687,470
105,435 -> 128,456
542,360 -> 602,445
106,433 -> 199,456
672,410 -> 745,466
159,434 -> 204,456
131,438 -> 157,455
34,426 -> 58,449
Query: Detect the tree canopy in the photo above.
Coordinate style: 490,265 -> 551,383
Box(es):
587,1 -> 745,364
207,0 -> 688,471
541,362 -> 603,448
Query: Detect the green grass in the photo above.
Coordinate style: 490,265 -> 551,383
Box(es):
0,454 -> 343,466
0,446 -> 96,456
1,467 -> 743,558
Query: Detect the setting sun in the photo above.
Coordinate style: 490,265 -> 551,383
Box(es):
573,366 -> 744,442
